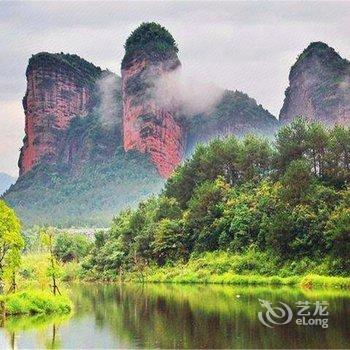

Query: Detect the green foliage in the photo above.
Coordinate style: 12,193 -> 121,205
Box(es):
40,228 -> 63,295
281,159 -> 314,203
0,290 -> 72,315
325,191 -> 350,273
292,42 -> 349,77
83,121 -> 350,281
124,251 -> 350,289
4,147 -> 163,227
0,205 -> 73,319
0,201 -> 23,255
0,200 -> 24,293
186,178 -> 228,252
28,52 -> 103,84
122,22 -> 178,68
53,232 -> 91,263
152,219 -> 185,265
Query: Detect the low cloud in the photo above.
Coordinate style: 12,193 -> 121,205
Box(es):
153,67 -> 224,116
96,73 -> 121,127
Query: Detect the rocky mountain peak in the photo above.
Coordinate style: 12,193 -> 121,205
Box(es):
289,42 -> 349,78
18,52 -> 106,175
121,23 -> 185,178
280,42 -> 350,125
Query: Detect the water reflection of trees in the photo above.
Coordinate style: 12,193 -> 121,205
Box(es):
71,284 -> 350,349
2,285 -> 349,348
2,313 -> 69,349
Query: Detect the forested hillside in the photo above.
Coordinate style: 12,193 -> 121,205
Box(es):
4,147 -> 163,227
81,119 -> 350,280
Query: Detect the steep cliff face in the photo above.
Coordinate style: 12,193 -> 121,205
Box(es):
59,72 -> 123,170
121,23 -> 185,177
19,53 -> 103,175
280,42 -> 350,125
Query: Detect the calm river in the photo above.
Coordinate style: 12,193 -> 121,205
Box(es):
0,283 -> 349,349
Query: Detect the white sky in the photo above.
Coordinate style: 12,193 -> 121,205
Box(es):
1,1 -> 350,176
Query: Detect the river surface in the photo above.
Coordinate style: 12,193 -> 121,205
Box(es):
0,283 -> 349,349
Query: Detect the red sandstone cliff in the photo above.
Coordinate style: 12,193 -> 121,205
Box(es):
19,53 -> 102,175
121,23 -> 186,178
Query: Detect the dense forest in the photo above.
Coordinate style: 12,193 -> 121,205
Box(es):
79,119 -> 350,280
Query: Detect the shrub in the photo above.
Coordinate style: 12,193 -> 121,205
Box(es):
0,290 -> 72,315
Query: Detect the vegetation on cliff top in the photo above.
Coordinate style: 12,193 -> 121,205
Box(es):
292,42 -> 349,75
27,52 -> 103,82
80,119 -> 350,283
122,22 -> 179,68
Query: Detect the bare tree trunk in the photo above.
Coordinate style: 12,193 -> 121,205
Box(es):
51,324 -> 57,348
8,272 -> 17,294
51,272 -> 61,296
0,301 -> 5,326
10,331 -> 15,350
49,240 -> 61,295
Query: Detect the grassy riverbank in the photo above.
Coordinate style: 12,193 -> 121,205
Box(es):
0,290 -> 72,316
124,251 -> 350,289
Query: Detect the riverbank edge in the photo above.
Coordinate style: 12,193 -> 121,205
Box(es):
0,290 -> 73,316
122,271 -> 350,289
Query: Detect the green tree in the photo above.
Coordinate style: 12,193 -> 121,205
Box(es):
5,249 -> 22,293
326,190 -> 350,273
54,232 -> 91,262
186,178 -> 229,252
306,122 -> 328,176
80,121 -> 350,278
0,200 -> 24,294
154,196 -> 182,221
324,125 -> 350,187
238,134 -> 272,183
281,159 -> 314,203
40,227 -> 62,295
266,209 -> 295,257
152,219 -> 185,265
274,117 -> 308,175
165,138 -> 240,209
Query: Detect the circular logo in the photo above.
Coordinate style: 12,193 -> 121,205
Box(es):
258,299 -> 293,328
